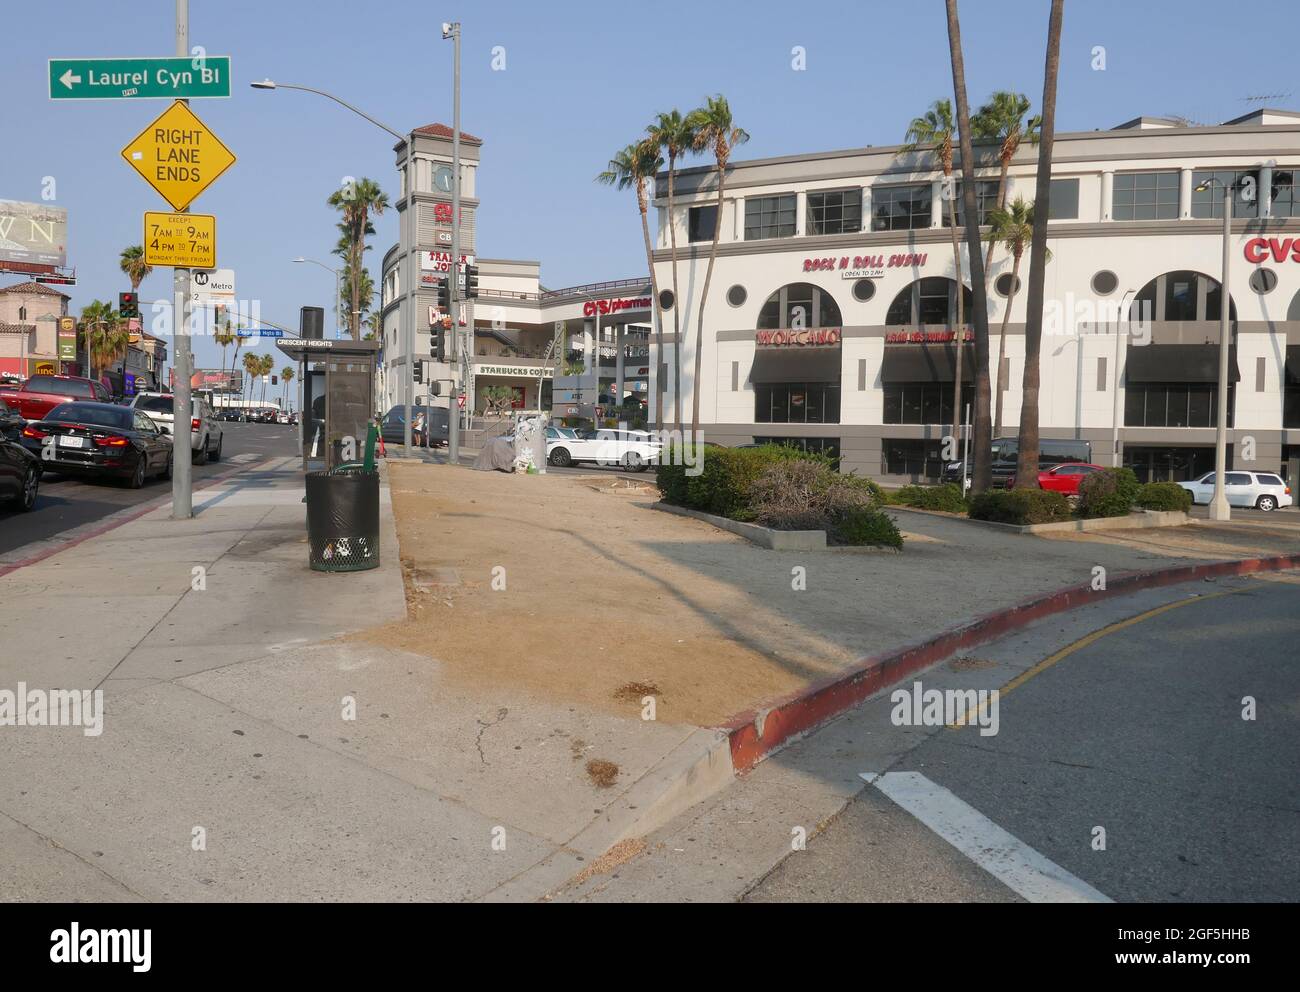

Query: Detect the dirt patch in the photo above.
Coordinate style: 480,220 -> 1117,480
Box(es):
949,655 -> 998,671
563,837 -> 647,889
585,759 -> 619,788
613,681 -> 661,704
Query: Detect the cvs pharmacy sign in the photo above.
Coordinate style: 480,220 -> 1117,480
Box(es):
1244,237 -> 1300,263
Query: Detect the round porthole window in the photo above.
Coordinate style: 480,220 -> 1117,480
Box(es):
852,279 -> 876,302
727,284 -> 747,307
995,273 -> 1021,297
1091,270 -> 1119,295
658,289 -> 675,311
1249,267 -> 1278,294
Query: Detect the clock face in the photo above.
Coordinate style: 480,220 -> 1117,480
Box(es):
434,166 -> 454,193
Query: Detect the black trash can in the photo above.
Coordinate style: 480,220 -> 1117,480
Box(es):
304,465 -> 380,572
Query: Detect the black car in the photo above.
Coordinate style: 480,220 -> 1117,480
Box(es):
0,431 -> 40,511
381,405 -> 450,448
20,401 -> 174,488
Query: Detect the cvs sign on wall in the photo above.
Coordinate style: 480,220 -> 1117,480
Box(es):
1244,237 -> 1300,263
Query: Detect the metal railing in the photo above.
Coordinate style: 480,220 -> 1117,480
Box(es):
541,277 -> 649,301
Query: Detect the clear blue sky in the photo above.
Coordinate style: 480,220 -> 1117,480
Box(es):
3,0 -> 1297,372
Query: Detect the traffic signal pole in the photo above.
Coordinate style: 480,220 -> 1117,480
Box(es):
447,21 -> 462,467
171,0 -> 193,519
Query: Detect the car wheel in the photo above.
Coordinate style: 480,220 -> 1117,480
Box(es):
1257,495 -> 1277,512
550,447 -> 571,468
15,464 -> 39,511
193,438 -> 209,466
126,457 -> 146,489
210,434 -> 222,462
622,452 -> 643,473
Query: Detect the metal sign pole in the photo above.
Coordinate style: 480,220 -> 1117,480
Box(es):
171,0 -> 193,519
448,22 -> 463,465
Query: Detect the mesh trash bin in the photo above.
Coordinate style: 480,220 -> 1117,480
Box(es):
305,465 -> 380,572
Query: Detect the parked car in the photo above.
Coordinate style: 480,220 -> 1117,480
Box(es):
944,436 -> 1093,489
547,428 -> 661,471
129,392 -> 223,464
381,405 -> 449,448
1033,463 -> 1106,496
20,402 -> 173,488
1,374 -> 113,422
0,404 -> 24,442
1178,470 -> 1293,512
0,430 -> 40,510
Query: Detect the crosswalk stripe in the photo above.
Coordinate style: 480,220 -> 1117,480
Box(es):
860,771 -> 1112,903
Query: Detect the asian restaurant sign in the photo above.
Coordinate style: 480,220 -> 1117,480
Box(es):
755,328 -> 842,348
885,329 -> 973,344
803,252 -> 928,278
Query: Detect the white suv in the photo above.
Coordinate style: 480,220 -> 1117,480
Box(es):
547,428 -> 661,472
130,392 -> 224,465
1179,470 -> 1293,512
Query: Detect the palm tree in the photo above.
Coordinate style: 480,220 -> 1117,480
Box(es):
597,139 -> 667,432
327,177 -> 389,340
258,355 -> 274,409
80,300 -> 129,379
904,99 -> 967,444
119,245 -> 153,292
341,262 -> 375,336
214,321 -> 235,392
646,110 -> 698,432
230,327 -> 251,398
945,0 -> 995,493
1016,0 -> 1065,489
973,91 -> 1040,289
986,198 -> 1050,437
685,95 -> 749,438
281,366 -> 294,411
242,352 -> 260,410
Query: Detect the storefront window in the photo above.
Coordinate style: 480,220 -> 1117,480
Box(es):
744,194 -> 797,240
871,184 -> 931,231
1113,171 -> 1180,220
1191,170 -> 1260,219
689,204 -> 719,243
1132,271 -> 1236,323
883,439 -> 946,480
1125,382 -> 1231,428
885,278 -> 973,326
884,383 -> 954,425
756,283 -> 843,329
1048,178 -> 1080,220
941,180 -> 1000,227
807,188 -> 862,235
754,383 -> 840,424
1272,171 -> 1299,218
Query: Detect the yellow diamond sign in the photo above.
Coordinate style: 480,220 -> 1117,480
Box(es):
121,101 -> 236,211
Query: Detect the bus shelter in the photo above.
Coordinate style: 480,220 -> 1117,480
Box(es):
275,338 -> 381,471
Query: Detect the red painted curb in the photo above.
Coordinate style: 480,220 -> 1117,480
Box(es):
722,552 -> 1300,773
0,456 -> 276,580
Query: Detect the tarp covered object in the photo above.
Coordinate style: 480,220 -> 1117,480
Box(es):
473,436 -> 516,472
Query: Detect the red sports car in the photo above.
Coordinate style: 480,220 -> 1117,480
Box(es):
1036,462 -> 1106,495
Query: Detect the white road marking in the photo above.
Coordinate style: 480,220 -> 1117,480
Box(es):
860,771 -> 1112,903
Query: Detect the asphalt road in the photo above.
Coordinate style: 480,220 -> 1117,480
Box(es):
747,578 -> 1300,903
0,422 -> 299,558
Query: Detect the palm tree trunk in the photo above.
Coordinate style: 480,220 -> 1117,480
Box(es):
1016,0 -> 1063,489
994,251 -> 1022,437
947,176 -> 965,445
666,153 -> 683,433
946,0 -> 995,494
637,180 -> 666,435
352,215 -> 364,340
692,159 -> 726,437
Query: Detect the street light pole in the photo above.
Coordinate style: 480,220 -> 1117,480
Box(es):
444,21 -> 462,465
172,0 -> 193,520
1197,179 -> 1234,521
293,257 -> 342,337
249,77 -> 415,455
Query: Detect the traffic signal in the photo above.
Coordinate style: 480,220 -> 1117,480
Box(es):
437,276 -> 451,314
414,360 -> 424,384
464,264 -> 479,299
118,292 -> 139,318
434,328 -> 446,362
430,381 -> 442,397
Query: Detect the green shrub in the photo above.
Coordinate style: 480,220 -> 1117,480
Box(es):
895,483 -> 967,513
1078,467 -> 1140,518
1136,481 -> 1192,512
833,506 -> 904,548
655,452 -> 691,506
663,444 -> 828,519
969,488 -> 1072,525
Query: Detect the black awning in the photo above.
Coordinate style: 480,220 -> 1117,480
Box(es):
1286,346 -> 1300,386
1125,344 -> 1240,383
750,347 -> 842,384
880,344 -> 975,383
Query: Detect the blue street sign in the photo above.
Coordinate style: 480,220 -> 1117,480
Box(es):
250,329 -> 284,338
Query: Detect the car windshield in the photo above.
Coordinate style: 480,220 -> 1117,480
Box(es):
136,395 -> 175,413
46,403 -> 131,429
27,376 -> 88,397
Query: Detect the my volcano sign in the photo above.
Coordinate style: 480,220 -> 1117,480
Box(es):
49,56 -> 231,100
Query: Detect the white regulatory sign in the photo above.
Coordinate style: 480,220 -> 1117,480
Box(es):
192,267 -> 236,301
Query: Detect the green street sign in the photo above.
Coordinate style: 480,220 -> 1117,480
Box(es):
48,56 -> 231,100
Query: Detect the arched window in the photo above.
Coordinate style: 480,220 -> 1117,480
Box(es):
885,277 -> 973,326
1130,270 -> 1237,323
757,282 -> 843,329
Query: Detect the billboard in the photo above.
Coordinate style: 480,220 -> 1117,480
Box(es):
0,200 -> 68,267
191,368 -> 243,392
